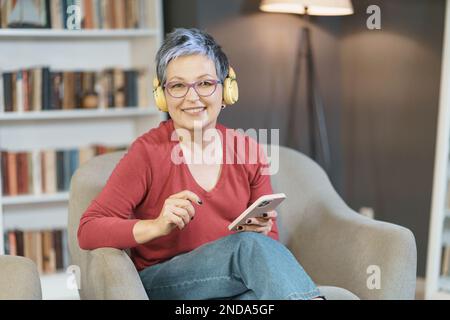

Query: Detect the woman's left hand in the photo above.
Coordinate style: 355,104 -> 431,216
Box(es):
237,210 -> 277,236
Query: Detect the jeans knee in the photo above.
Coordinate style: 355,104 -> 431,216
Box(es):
231,231 -> 277,248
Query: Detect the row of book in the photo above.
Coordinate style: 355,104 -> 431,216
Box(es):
4,228 -> 68,274
1,144 -> 126,196
441,244 -> 450,278
0,0 -> 148,30
0,67 -> 151,113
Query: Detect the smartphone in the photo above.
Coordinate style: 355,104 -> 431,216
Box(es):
228,193 -> 287,231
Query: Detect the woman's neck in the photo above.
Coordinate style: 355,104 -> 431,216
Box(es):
173,121 -> 219,151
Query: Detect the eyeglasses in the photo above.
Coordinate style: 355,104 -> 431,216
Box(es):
164,79 -> 222,98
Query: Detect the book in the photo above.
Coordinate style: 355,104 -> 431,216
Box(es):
0,68 -> 4,112
50,0 -> 63,29
15,70 -> 24,112
50,71 -> 63,110
8,230 -> 16,256
2,66 -> 149,112
7,0 -> 47,28
6,152 -> 17,196
114,68 -> 125,108
5,228 -> 67,275
32,68 -> 42,111
53,229 -> 63,270
42,230 -> 56,273
62,71 -> 76,110
15,229 -> 24,257
42,149 -> 57,194
16,152 -> 29,194
41,66 -> 51,110
31,150 -> 42,195
2,72 -> 13,112
1,145 -> 126,196
1,151 -> 9,195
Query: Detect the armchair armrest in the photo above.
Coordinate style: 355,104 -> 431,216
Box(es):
84,248 -> 148,300
0,255 -> 42,300
286,194 -> 417,300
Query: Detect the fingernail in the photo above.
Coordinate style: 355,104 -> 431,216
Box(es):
263,213 -> 268,218
237,226 -> 243,231
246,219 -> 252,224
197,199 -> 203,205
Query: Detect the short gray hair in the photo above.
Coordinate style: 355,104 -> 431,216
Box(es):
155,28 -> 230,86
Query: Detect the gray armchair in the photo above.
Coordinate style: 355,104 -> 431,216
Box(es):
0,255 -> 42,300
68,145 -> 417,300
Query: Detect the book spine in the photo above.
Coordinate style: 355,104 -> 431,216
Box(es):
53,229 -> 63,270
63,149 -> 71,191
3,72 -> 13,112
0,68 -> 4,112
16,71 -> 24,113
27,152 -> 34,194
44,150 -> 57,194
32,150 -> 42,195
69,149 -> 79,178
56,150 -> 65,191
1,151 -> 9,196
23,70 -> 29,112
7,230 -> 16,256
16,152 -> 27,194
45,0 -> 51,28
7,152 -> 18,196
41,67 -> 50,110
33,68 -> 42,111
15,230 -> 24,257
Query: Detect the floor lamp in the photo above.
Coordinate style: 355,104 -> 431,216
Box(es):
260,0 -> 353,174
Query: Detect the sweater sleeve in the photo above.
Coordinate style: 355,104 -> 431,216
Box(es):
247,138 -> 279,241
77,139 -> 150,250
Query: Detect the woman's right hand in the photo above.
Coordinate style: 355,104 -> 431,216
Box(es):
154,190 -> 202,237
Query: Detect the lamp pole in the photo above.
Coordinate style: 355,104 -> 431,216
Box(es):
287,7 -> 331,174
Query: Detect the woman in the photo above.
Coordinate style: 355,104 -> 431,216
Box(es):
78,28 -> 324,300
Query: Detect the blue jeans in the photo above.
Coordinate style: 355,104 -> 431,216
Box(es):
138,232 -> 322,300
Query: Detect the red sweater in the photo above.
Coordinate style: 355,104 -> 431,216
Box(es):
78,119 -> 279,271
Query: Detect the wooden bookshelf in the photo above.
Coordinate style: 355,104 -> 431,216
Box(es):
426,0 -> 450,300
0,0 -> 165,300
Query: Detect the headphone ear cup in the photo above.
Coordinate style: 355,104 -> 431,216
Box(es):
154,86 -> 168,112
153,77 -> 168,112
223,70 -> 239,105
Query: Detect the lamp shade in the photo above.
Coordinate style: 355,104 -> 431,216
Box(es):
260,0 -> 354,16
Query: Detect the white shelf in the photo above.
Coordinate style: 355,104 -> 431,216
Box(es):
0,28 -> 158,39
439,276 -> 450,293
40,272 -> 80,300
2,192 -> 69,206
0,108 -> 160,121
444,229 -> 450,245
426,0 -> 450,300
431,290 -> 450,300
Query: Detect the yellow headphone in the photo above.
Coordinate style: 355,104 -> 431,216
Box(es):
152,66 -> 239,112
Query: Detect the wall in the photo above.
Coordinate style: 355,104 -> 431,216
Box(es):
163,0 -> 446,277
340,0 -> 445,277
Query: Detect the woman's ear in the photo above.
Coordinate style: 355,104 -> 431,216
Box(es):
221,104 -> 226,110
